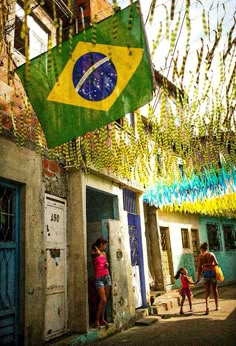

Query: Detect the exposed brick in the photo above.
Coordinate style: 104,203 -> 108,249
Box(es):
43,169 -> 55,177
2,115 -> 13,130
48,159 -> 61,173
43,158 -> 49,170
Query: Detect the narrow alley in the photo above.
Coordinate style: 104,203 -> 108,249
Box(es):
92,284 -> 236,346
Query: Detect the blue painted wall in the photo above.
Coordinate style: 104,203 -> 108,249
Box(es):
199,216 -> 236,281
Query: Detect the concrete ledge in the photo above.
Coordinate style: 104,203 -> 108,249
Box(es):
135,317 -> 159,326
135,308 -> 150,320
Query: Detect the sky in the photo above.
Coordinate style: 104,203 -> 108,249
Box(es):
115,0 -> 235,125
116,0 -> 235,85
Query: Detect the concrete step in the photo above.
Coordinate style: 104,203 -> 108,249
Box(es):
135,316 -> 160,326
135,307 -> 150,320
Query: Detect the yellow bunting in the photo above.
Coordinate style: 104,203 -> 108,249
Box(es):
0,0 -> 234,218
170,12 -> 181,54
170,0 -> 176,20
162,4 -> 170,40
149,0 -> 157,24
185,0 -> 191,46
152,22 -> 162,58
91,15 -> 98,45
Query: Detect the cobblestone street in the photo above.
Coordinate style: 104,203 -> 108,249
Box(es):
93,284 -> 236,346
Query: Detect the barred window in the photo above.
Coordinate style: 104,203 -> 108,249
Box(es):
181,228 -> 190,249
206,222 -> 222,251
223,224 -> 236,251
14,3 -> 48,60
0,185 -> 16,242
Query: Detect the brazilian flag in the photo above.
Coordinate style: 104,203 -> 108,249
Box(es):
16,1 -> 154,148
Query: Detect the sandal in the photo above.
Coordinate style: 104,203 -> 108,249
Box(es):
205,308 -> 209,315
101,320 -> 109,327
95,321 -> 100,329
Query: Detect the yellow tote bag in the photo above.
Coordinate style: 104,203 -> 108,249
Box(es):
215,266 -> 224,282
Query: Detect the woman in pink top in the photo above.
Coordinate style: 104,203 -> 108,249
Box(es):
91,237 -> 111,328
175,267 -> 195,315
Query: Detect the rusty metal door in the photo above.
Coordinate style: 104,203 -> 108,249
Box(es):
160,227 -> 174,286
44,194 -> 67,340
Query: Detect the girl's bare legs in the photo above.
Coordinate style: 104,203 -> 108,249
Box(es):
203,282 -> 211,314
211,282 -> 219,310
187,295 -> 193,311
101,286 -> 110,325
180,296 -> 185,314
95,287 -> 107,327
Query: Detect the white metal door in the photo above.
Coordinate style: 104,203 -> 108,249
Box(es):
131,266 -> 142,308
44,194 -> 67,340
128,214 -> 143,309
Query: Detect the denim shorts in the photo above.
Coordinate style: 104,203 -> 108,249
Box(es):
95,275 -> 112,289
202,270 -> 217,283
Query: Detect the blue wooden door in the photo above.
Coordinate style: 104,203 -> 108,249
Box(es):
0,181 -> 20,345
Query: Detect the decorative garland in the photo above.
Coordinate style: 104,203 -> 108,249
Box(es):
143,165 -> 236,215
0,0 -> 235,216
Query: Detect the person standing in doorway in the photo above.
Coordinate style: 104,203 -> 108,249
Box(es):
196,242 -> 219,314
91,237 -> 111,328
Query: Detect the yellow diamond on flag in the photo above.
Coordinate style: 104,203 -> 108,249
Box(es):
47,41 -> 144,111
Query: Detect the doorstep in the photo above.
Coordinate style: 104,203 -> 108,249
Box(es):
45,324 -> 114,345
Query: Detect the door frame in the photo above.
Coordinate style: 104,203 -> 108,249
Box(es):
0,179 -> 21,345
159,226 -> 174,286
44,194 -> 67,340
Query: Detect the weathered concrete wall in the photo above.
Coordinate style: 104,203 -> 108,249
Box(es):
145,210 -> 200,290
199,216 -> 236,281
43,159 -> 67,198
108,219 -> 136,328
144,205 -> 165,291
138,195 -> 151,305
157,211 -> 199,286
84,172 -> 136,322
0,137 -> 45,345
71,170 -> 150,331
67,170 -> 88,333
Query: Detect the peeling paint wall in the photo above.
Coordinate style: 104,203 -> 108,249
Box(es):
145,207 -> 200,291
199,216 -> 236,281
157,211 -> 199,287
108,219 -> 135,328
0,137 -> 45,345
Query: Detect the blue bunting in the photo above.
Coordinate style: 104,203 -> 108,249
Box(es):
143,165 -> 236,208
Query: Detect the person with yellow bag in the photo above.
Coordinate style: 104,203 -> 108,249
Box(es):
196,242 -> 222,314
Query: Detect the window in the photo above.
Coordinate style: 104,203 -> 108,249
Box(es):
0,185 -> 16,242
223,224 -> 236,251
14,3 -> 48,59
126,112 -> 135,129
123,189 -> 136,214
181,228 -> 190,249
206,222 -> 222,251
177,158 -> 184,177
